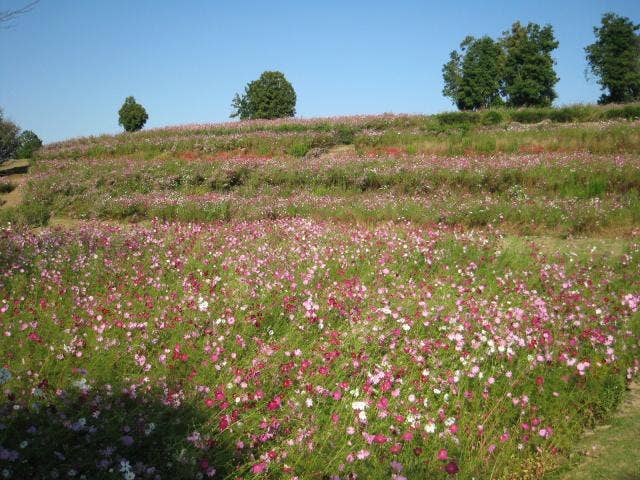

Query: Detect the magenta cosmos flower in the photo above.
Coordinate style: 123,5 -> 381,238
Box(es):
444,461 -> 459,474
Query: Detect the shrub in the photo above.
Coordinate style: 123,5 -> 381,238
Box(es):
118,96 -> 148,132
0,108 -> 19,163
549,105 -> 592,123
15,130 -> 42,159
436,111 -> 480,125
509,108 -> 552,123
481,110 -> 504,125
603,104 -> 640,120
335,125 -> 356,144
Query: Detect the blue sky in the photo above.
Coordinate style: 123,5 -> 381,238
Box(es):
1,0 -> 639,143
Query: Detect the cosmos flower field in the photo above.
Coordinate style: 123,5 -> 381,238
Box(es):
1,112 -> 640,479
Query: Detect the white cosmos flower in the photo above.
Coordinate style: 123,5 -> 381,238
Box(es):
198,298 -> 209,312
351,401 -> 367,411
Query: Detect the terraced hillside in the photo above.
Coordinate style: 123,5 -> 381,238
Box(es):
0,105 -> 639,479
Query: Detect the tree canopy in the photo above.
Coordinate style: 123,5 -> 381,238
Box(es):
0,109 -> 20,163
442,36 -> 505,110
500,22 -> 559,107
118,96 -> 148,133
231,71 -> 296,120
16,130 -> 42,159
443,22 -> 559,109
585,12 -> 640,104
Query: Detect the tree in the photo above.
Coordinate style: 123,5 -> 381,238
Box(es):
231,71 -> 296,120
0,109 -> 20,163
585,13 -> 640,104
16,130 -> 42,159
118,96 -> 148,132
442,36 -> 505,110
500,22 -> 559,107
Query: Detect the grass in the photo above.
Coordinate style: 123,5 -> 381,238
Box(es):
19,147 -> 640,235
545,383 -> 640,480
37,121 -> 640,162
40,102 -> 640,157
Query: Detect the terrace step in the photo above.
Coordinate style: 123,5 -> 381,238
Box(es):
0,160 -> 29,210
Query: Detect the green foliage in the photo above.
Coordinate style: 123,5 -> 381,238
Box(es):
481,110 -> 504,125
442,36 -> 505,110
118,96 -> 148,132
15,130 -> 42,159
231,71 -> 296,120
501,22 -> 559,107
603,104 -> 640,119
436,111 -> 480,125
0,202 -> 51,227
443,22 -> 559,110
335,124 -> 356,144
549,105 -> 592,123
586,12 -> 640,104
208,166 -> 250,190
0,108 -> 20,163
510,107 -> 553,123
287,142 -> 311,158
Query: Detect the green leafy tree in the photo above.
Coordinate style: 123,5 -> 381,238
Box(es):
16,130 -> 42,159
0,109 -> 20,163
231,71 -> 296,120
442,36 -> 505,110
585,12 -> 640,104
118,96 -> 148,132
500,22 -> 559,107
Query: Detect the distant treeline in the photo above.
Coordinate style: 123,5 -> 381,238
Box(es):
443,13 -> 640,110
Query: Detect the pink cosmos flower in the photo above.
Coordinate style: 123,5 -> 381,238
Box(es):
539,427 -> 553,439
356,449 -> 370,460
373,434 -> 387,444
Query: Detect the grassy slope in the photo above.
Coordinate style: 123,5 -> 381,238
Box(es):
6,107 -> 640,236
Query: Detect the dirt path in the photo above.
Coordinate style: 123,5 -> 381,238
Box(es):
555,382 -> 640,479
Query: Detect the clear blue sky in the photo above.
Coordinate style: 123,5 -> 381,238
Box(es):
1,0 -> 639,143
